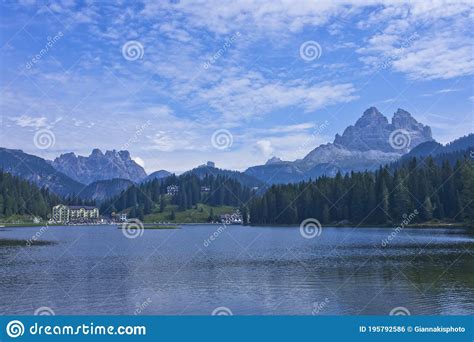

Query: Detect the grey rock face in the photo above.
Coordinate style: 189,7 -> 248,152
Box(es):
334,107 -> 432,153
245,107 -> 434,184
299,143 -> 401,173
390,109 -> 433,152
52,149 -> 147,184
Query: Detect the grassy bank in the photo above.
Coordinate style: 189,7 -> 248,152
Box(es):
0,222 -> 61,227
144,203 -> 237,224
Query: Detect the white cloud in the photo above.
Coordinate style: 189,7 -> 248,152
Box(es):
421,88 -> 463,97
256,139 -> 274,158
11,115 -> 48,129
197,72 -> 357,121
10,115 -> 62,129
357,1 -> 473,80
132,156 -> 145,168
392,36 -> 473,80
267,122 -> 315,134
141,1 -> 354,35
257,133 -> 329,161
6,0 -> 473,172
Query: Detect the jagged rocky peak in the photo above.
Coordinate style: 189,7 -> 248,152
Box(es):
120,150 -> 131,158
58,151 -> 77,160
265,157 -> 284,165
246,107 -> 435,184
333,107 -> 432,153
198,161 -> 216,168
90,148 -> 103,157
390,108 -> 433,151
52,148 -> 147,184
392,108 -> 431,132
354,106 -> 389,128
88,149 -> 133,161
103,149 -> 129,159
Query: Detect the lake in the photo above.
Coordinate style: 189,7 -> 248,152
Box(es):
0,224 -> 473,315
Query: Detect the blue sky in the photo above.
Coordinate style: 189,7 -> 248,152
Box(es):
1,0 -> 473,173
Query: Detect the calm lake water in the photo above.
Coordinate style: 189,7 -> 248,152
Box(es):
0,224 -> 473,315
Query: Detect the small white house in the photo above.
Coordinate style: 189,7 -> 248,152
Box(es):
167,185 -> 179,195
119,213 -> 127,222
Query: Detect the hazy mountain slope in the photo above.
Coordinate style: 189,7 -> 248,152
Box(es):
397,134 -> 474,165
143,170 -> 172,183
0,148 -> 84,197
80,178 -> 134,202
52,148 -> 147,184
185,164 -> 263,188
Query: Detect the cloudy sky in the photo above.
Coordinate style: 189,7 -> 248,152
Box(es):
1,0 -> 473,173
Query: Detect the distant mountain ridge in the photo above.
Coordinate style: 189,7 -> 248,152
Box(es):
52,148 -> 147,184
184,162 -> 263,188
1,110 -> 469,200
245,107 -> 434,184
80,178 -> 134,202
0,148 -> 143,201
143,170 -> 172,183
0,148 -> 84,197
397,134 -> 474,165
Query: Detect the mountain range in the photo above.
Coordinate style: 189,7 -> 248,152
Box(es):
0,148 -> 147,200
1,107 -> 472,201
51,148 -> 147,184
0,148 -> 84,197
245,107 -> 433,183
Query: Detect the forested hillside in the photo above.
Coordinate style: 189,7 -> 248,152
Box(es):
249,155 -> 474,225
0,171 -> 61,219
100,173 -> 253,219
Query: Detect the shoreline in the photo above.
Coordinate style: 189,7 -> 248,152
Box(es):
246,222 -> 473,229
1,222 -> 472,229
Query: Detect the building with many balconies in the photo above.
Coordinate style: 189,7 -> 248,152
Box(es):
52,204 -> 99,223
